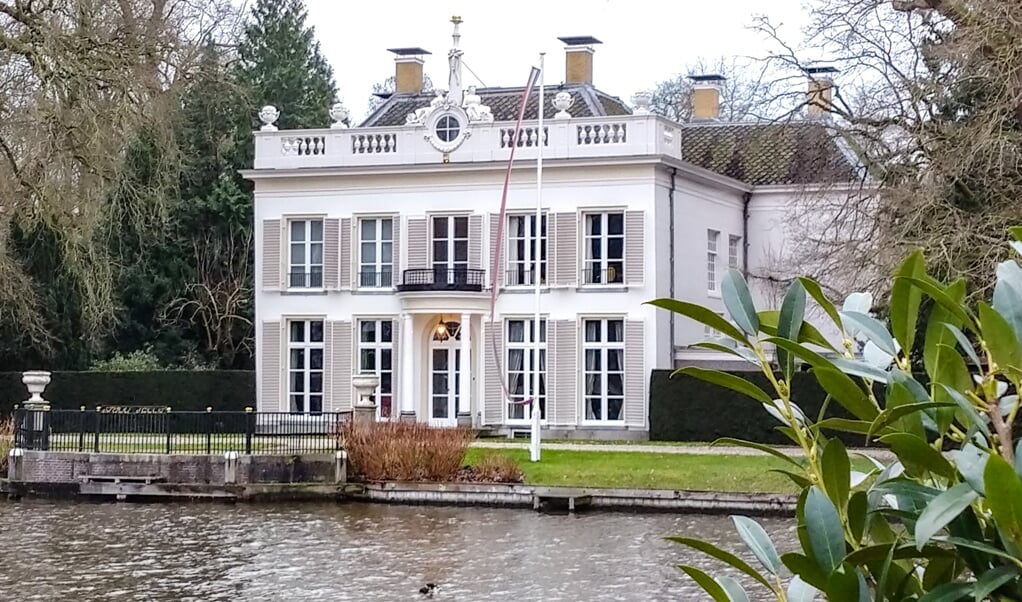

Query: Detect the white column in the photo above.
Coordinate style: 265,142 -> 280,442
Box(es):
400,313 -> 415,419
458,314 -> 472,420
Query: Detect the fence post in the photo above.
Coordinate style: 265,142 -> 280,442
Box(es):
206,407 -> 213,455
78,406 -> 86,452
245,407 -> 254,455
93,408 -> 101,453
165,407 -> 173,454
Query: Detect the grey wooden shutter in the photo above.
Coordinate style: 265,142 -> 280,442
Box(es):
483,319 -> 504,426
332,320 -> 353,411
323,321 -> 335,410
624,320 -> 646,427
390,216 -> 401,284
469,214 -> 483,269
391,317 -> 400,416
260,321 -> 282,411
407,218 -> 428,270
554,212 -> 578,287
625,210 -> 645,285
551,320 -> 577,425
324,218 -> 340,290
489,214 -> 503,288
339,218 -> 352,290
262,218 -> 282,291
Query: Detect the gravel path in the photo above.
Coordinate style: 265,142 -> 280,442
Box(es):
470,440 -> 895,460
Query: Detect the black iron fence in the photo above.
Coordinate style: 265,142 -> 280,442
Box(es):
12,407 -> 350,455
581,266 -> 624,285
504,268 -> 547,287
288,271 -> 324,288
358,270 -> 394,288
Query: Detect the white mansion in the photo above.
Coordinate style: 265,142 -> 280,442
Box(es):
243,24 -> 864,438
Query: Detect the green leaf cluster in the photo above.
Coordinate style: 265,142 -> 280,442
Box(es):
650,235 -> 1022,600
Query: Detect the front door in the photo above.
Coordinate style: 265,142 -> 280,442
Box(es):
429,343 -> 460,427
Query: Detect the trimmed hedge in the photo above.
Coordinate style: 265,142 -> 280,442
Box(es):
649,369 -> 863,445
0,371 -> 255,414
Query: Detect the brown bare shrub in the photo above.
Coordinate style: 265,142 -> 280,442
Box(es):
0,415 -> 13,474
466,452 -> 525,484
339,421 -> 475,482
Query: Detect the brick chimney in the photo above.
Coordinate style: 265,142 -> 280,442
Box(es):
806,65 -> 838,118
557,36 -> 602,85
689,75 -> 725,121
387,47 -> 431,94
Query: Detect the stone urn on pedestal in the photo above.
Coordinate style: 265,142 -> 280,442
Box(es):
21,370 -> 52,450
351,372 -> 380,425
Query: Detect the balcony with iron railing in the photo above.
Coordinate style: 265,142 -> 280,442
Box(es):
397,268 -> 486,292
253,113 -> 682,171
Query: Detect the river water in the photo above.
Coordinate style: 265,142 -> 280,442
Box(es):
0,500 -> 797,601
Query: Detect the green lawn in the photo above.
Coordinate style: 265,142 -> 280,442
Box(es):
464,448 -> 812,494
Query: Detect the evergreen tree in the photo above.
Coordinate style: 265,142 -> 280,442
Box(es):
237,0 -> 338,131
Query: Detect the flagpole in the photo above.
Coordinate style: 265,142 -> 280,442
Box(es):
531,52 -> 545,463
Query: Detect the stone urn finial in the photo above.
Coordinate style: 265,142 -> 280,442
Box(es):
330,102 -> 350,129
632,90 -> 653,115
259,105 -> 280,131
553,91 -> 573,119
22,371 -> 51,405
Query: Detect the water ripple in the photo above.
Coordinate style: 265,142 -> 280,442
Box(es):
0,499 -> 796,601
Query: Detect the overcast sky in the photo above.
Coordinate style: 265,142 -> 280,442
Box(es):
303,0 -> 810,120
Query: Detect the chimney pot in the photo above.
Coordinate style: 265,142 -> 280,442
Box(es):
558,36 -> 602,85
805,65 -> 839,118
387,47 -> 431,95
689,74 -> 725,121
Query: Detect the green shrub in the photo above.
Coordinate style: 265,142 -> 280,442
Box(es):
650,233 -> 1022,600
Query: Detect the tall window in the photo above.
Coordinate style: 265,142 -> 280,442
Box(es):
432,216 -> 469,284
729,235 -> 742,270
707,229 -> 720,292
507,319 -> 546,421
583,318 -> 624,422
359,218 -> 394,288
507,214 -> 547,286
289,219 -> 324,288
358,320 -> 393,419
288,319 -> 324,414
583,212 -> 624,285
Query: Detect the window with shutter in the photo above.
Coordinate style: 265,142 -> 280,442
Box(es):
262,219 -> 282,292
260,321 -> 282,411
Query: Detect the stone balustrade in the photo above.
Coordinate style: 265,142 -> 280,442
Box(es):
253,114 -> 682,170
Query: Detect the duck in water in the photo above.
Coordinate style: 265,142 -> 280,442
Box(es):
419,583 -> 437,597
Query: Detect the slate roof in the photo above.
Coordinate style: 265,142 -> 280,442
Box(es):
360,83 -> 631,127
680,121 -> 862,186
361,85 -> 861,186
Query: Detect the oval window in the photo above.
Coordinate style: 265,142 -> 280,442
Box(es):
435,115 -> 461,143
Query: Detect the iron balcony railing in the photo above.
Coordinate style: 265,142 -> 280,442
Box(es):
504,268 -> 548,287
11,407 -> 350,456
581,266 -> 625,285
288,270 -> 324,288
397,268 -> 486,292
357,270 -> 394,288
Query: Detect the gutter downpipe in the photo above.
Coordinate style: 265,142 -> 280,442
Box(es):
669,167 -> 678,366
742,191 -> 752,278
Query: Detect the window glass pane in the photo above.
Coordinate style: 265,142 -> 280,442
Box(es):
381,242 -> 392,264
585,349 -> 601,371
291,243 -> 305,264
586,398 -> 602,420
433,217 -> 448,238
454,241 -> 468,262
508,320 -> 525,343
380,371 -> 392,393
381,218 -> 392,240
360,349 -> 375,371
290,371 -> 305,393
310,320 -> 324,342
310,242 -> 323,264
539,320 -> 547,343
361,219 -> 376,240
289,349 -> 305,369
289,322 -> 305,342
360,321 -> 376,342
381,320 -> 393,343
309,395 -> 323,413
607,371 -> 624,394
607,398 -> 624,421
608,213 -> 624,235
454,216 -> 468,238
587,214 -> 601,236
433,241 -> 447,262
584,320 -> 601,342
381,349 -> 392,371
607,320 -> 624,342
290,220 -> 305,242
608,237 -> 624,260
310,349 -> 323,370
310,220 -> 323,241
362,242 -> 376,263
310,372 -> 323,393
